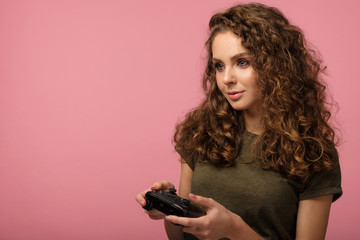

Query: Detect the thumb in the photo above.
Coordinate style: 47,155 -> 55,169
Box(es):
189,193 -> 216,209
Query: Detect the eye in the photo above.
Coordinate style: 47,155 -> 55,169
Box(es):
237,59 -> 249,67
214,62 -> 225,71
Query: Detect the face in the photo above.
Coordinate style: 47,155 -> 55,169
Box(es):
212,31 -> 262,113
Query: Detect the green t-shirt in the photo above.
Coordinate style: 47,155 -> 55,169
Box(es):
176,130 -> 342,240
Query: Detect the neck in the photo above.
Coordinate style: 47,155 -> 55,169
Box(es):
243,108 -> 264,135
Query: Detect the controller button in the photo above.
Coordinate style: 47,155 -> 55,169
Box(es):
181,199 -> 191,206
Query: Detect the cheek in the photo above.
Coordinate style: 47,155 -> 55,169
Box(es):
246,72 -> 258,90
215,75 -> 223,89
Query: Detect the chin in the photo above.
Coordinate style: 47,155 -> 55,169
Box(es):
228,104 -> 246,111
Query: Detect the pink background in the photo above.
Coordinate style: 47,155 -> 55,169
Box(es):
0,0 -> 359,239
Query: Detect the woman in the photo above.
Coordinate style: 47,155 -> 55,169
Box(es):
136,3 -> 342,240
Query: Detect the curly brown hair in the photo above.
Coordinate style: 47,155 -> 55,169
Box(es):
174,3 -> 337,181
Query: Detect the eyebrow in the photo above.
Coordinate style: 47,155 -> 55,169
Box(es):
212,52 -> 251,62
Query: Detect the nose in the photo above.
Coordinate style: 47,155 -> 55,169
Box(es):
222,67 -> 236,85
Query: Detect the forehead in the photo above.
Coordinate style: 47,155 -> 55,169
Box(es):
211,31 -> 248,58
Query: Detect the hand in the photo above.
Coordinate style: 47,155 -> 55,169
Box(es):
165,193 -> 241,240
135,180 -> 175,220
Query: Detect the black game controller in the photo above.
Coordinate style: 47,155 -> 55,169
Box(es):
143,188 -> 206,218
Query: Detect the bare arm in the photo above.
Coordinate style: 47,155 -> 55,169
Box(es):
164,160 -> 193,240
296,195 -> 333,240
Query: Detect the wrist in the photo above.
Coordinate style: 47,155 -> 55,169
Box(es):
227,213 -> 244,239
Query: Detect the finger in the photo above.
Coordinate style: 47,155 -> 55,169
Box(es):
189,193 -> 216,209
135,191 -> 148,206
166,215 -> 208,237
165,215 -> 199,227
151,181 -> 175,190
151,181 -> 175,191
136,180 -> 175,206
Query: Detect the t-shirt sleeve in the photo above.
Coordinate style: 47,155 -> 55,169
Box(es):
299,146 -> 343,202
174,145 -> 195,170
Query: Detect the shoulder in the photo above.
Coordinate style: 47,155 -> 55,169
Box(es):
299,143 -> 342,202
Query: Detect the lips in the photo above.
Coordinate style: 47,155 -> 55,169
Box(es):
228,91 -> 244,100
